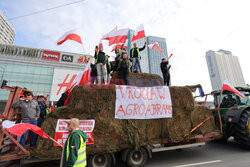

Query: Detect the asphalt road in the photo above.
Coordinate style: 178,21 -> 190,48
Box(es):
18,138 -> 250,167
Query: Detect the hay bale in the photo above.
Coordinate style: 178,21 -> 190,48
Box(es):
111,72 -> 163,87
169,86 -> 194,111
191,104 -> 219,135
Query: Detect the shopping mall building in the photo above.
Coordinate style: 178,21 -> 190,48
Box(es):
0,44 -> 93,108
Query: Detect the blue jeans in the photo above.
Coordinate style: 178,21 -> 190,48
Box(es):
20,120 -> 38,147
132,57 -> 142,73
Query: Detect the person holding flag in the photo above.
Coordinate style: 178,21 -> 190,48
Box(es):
130,41 -> 146,73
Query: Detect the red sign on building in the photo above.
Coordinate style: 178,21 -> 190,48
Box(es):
42,50 -> 60,62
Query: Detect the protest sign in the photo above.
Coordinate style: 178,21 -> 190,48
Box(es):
115,85 -> 172,119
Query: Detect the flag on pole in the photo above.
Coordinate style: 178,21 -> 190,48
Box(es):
222,81 -> 247,100
132,24 -> 145,41
2,120 -> 50,138
102,28 -> 129,46
64,61 -> 91,105
57,29 -> 83,45
148,42 -> 162,52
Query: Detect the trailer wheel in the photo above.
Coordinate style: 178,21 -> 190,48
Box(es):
88,153 -> 112,167
234,109 -> 250,148
126,147 -> 148,167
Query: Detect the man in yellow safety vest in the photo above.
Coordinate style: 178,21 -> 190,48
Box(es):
130,42 -> 146,73
61,118 -> 87,167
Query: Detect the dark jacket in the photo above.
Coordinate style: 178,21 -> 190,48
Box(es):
11,99 -> 40,121
95,51 -> 106,64
62,129 -> 87,167
56,91 -> 69,107
90,63 -> 97,77
106,60 -> 111,74
118,57 -> 130,71
130,45 -> 146,58
160,61 -> 170,73
38,100 -> 46,118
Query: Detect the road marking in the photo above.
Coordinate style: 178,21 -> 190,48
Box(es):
172,160 -> 222,167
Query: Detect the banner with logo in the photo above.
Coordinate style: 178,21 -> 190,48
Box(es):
42,50 -> 60,62
50,68 -> 83,101
54,119 -> 95,146
115,85 -> 172,119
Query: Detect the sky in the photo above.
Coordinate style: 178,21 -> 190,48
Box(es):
1,0 -> 250,94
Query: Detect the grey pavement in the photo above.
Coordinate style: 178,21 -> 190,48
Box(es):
19,138 -> 250,167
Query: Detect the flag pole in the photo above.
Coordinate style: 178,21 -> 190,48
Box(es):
217,90 -> 223,133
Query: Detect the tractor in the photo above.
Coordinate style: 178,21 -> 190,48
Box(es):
213,87 -> 250,147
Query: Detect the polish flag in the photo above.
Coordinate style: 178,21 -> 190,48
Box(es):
148,42 -> 163,52
2,120 -> 50,138
222,81 -> 247,100
132,24 -> 145,41
64,61 -> 91,105
102,28 -> 129,46
57,29 -> 83,45
102,26 -> 118,40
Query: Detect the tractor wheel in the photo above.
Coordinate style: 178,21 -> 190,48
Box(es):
126,147 -> 148,167
234,109 -> 250,147
88,153 -> 112,167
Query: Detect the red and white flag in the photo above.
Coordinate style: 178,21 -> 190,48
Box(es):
222,81 -> 247,100
148,42 -> 163,52
57,29 -> 83,45
102,28 -> 129,46
64,61 -> 91,105
132,24 -> 145,41
102,26 -> 118,40
2,120 -> 49,138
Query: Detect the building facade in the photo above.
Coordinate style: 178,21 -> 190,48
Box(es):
127,30 -> 168,76
0,44 -> 93,102
0,11 -> 16,44
206,49 -> 245,91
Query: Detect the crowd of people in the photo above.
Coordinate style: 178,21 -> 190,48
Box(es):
90,41 -> 171,86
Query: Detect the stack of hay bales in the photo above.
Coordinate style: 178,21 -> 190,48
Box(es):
34,73 -> 219,160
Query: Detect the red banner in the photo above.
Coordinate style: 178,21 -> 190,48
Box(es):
42,50 -> 60,62
54,119 -> 95,146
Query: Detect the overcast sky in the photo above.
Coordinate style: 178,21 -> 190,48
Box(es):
1,0 -> 250,93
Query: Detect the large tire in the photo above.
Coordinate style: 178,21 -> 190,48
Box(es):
234,109 -> 250,147
126,147 -> 148,167
88,153 -> 112,167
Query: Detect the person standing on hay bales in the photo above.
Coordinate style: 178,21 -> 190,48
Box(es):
11,92 -> 40,147
61,118 -> 87,167
117,52 -> 130,85
130,41 -> 146,73
160,58 -> 171,86
95,43 -> 108,84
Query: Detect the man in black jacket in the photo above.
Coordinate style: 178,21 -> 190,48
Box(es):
130,42 -> 146,73
95,45 -> 108,84
160,58 -> 171,86
118,52 -> 130,85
